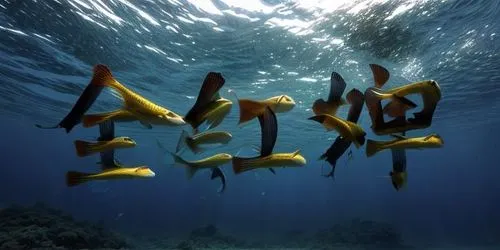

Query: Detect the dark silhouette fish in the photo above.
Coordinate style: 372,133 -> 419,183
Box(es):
35,67 -> 105,133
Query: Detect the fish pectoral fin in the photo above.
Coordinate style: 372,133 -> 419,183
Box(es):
35,124 -> 61,129
390,134 -> 407,140
268,168 -> 276,175
292,150 -> 301,157
369,64 -> 390,88
139,121 -> 153,129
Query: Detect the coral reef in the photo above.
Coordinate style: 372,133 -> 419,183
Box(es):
0,202 -> 130,250
175,224 -> 258,250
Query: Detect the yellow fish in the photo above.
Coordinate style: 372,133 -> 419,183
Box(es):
170,152 -> 232,179
366,133 -> 443,157
74,120 -> 135,157
232,106 -> 306,175
81,64 -> 185,128
312,72 -> 347,116
235,94 -> 295,125
308,114 -> 366,148
176,130 -> 232,154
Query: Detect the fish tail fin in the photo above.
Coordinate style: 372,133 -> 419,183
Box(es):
232,157 -> 251,175
73,140 -> 95,157
366,139 -> 384,157
90,65 -> 123,91
66,171 -> 90,187
82,110 -> 123,128
238,99 -> 263,124
186,166 -> 198,180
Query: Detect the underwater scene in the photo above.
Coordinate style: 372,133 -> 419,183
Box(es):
1,0 -> 499,249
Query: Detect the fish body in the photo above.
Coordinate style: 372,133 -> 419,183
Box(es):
232,151 -> 306,174
178,130 -> 232,154
89,65 -> 185,127
82,109 -> 137,128
366,133 -> 443,157
195,98 -> 232,130
74,136 -> 136,157
237,95 -> 295,124
308,114 -> 366,148
171,153 -> 232,179
66,167 -> 155,187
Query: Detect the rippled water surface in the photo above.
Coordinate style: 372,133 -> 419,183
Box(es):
1,0 -> 500,248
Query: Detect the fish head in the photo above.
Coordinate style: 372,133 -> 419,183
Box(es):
158,111 -> 186,126
291,151 -> 307,166
390,171 -> 407,191
422,79 -> 441,100
426,134 -> 444,146
218,153 -> 233,161
273,95 -> 295,112
115,136 -> 137,148
135,166 -> 156,177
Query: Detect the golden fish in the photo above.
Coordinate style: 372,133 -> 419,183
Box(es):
236,94 -> 295,125
82,65 -> 185,128
66,167 -> 155,187
170,152 -> 232,179
366,133 -> 443,157
177,130 -> 232,154
308,114 -> 366,148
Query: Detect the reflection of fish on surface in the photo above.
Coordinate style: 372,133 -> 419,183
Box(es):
184,72 -> 231,133
231,91 -> 296,125
81,64 -> 185,128
35,67 -> 105,133
312,72 -> 348,116
176,130 -> 232,154
66,121 -> 155,187
318,88 -> 365,178
73,120 -> 136,157
366,133 -> 444,157
232,106 -> 306,175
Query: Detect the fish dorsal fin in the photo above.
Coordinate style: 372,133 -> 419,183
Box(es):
99,120 -> 115,141
369,64 -> 390,88
185,72 -> 225,120
258,106 -> 278,157
390,134 -> 407,140
327,72 -> 347,103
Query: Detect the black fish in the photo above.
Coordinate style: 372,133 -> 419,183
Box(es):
36,67 -> 105,133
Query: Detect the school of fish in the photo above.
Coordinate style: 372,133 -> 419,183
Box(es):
36,63 -> 443,192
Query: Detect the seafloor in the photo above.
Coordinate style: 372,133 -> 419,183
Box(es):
1,203 -> 498,250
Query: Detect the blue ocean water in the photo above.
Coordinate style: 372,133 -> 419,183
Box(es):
1,0 -> 499,249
